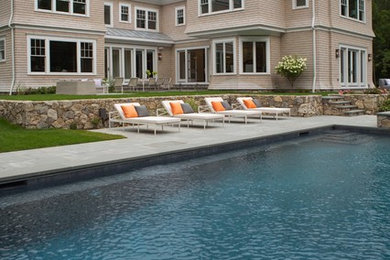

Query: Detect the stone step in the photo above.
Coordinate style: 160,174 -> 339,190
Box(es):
335,105 -> 358,109
328,100 -> 351,105
322,96 -> 344,100
344,110 -> 365,116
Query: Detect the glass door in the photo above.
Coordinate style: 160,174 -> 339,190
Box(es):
124,49 -> 132,80
112,48 -> 121,78
135,50 -> 144,78
104,47 -> 110,79
176,48 -> 207,84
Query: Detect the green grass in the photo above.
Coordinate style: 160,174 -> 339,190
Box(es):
0,91 -> 335,101
0,118 -> 125,153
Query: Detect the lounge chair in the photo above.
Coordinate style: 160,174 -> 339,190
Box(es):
204,97 -> 262,124
161,100 -> 225,129
237,97 -> 291,120
109,102 -> 181,135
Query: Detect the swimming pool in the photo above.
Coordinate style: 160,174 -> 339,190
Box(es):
1,131 -> 390,259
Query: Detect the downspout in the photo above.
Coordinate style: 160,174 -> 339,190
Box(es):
311,0 -> 317,93
8,0 -> 15,95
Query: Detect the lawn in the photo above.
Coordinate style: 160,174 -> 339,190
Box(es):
0,91 -> 335,101
0,119 -> 125,153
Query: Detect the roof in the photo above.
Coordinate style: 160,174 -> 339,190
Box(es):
105,28 -> 174,45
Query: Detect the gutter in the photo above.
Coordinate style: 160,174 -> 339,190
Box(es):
8,0 -> 15,95
311,0 -> 317,93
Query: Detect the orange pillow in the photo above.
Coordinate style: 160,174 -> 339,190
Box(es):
121,105 -> 138,118
212,101 -> 225,112
244,99 -> 257,109
170,102 -> 184,115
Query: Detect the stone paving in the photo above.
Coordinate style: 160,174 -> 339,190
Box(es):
0,115 -> 378,183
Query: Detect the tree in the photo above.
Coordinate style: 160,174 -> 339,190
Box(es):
275,56 -> 307,88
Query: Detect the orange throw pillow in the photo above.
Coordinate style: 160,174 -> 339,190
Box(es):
121,105 -> 138,118
212,101 -> 225,112
170,102 -> 184,115
244,99 -> 257,109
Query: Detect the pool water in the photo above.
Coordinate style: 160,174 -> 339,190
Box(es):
1,132 -> 390,259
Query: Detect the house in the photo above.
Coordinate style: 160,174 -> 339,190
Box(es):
0,0 -> 375,93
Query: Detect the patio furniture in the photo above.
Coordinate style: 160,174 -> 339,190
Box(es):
204,97 -> 262,124
94,79 -> 108,94
162,78 -> 172,90
148,78 -> 157,91
156,78 -> 164,90
113,77 -> 124,93
127,78 -> 139,91
57,80 -> 96,95
237,97 -> 291,120
379,79 -> 390,90
161,100 -> 225,129
109,102 -> 181,135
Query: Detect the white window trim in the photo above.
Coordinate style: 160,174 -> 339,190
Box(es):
339,0 -> 366,24
0,37 -> 5,62
34,0 -> 90,17
104,2 -> 114,27
175,6 -> 186,26
339,44 -> 367,88
212,37 -> 237,75
27,35 -> 96,75
292,0 -> 309,9
239,36 -> 270,75
175,46 -> 209,84
119,3 -> 131,23
104,44 -> 158,80
135,7 -> 159,32
198,0 -> 244,17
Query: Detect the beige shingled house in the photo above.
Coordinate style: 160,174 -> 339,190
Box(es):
0,0 -> 375,93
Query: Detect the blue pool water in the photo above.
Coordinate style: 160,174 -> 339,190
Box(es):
1,131 -> 390,259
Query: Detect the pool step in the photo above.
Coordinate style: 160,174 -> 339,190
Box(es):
319,132 -> 373,144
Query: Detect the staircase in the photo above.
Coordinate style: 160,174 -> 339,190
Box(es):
322,95 -> 365,116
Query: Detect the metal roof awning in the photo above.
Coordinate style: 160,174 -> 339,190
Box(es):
105,28 -> 174,46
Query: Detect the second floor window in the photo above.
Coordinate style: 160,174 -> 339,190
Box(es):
136,9 -> 158,31
104,3 -> 112,26
176,7 -> 185,26
293,0 -> 308,9
200,0 -> 243,15
36,0 -> 87,15
120,4 -> 131,22
341,0 -> 365,21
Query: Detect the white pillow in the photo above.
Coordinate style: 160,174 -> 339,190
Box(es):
94,79 -> 102,87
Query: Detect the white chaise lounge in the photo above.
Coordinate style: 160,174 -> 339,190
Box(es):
204,97 -> 262,124
161,100 -> 225,129
109,103 -> 181,135
237,97 -> 291,120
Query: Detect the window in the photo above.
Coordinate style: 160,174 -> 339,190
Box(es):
0,38 -> 5,62
240,37 -> 269,74
29,37 -> 95,74
176,48 -> 208,83
200,0 -> 243,15
136,8 -> 158,31
340,0 -> 365,21
339,46 -> 367,88
213,39 -> 235,74
293,0 -> 308,9
120,4 -> 131,23
36,0 -> 88,15
104,3 -> 113,26
176,7 -> 185,26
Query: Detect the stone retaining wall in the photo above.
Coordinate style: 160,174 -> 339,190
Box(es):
0,94 -> 323,129
343,94 -> 388,115
377,112 -> 390,129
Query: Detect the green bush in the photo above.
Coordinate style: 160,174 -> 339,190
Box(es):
17,86 -> 56,95
379,97 -> 390,112
364,88 -> 383,94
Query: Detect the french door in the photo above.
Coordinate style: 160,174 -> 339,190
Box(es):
340,46 -> 366,88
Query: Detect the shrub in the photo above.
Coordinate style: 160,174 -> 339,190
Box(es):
364,88 -> 383,94
275,55 -> 307,88
17,86 -> 56,95
379,97 -> 390,112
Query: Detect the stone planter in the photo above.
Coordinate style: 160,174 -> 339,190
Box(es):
377,112 -> 390,129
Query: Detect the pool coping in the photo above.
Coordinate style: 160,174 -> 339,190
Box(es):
1,124 -> 389,192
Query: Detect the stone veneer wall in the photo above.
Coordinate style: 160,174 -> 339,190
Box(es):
343,94 -> 388,115
0,95 -> 323,129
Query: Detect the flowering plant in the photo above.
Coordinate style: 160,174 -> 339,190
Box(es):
275,55 -> 307,88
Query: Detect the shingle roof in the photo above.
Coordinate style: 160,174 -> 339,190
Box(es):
105,28 -> 173,43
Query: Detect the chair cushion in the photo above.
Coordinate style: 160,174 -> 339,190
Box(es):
121,105 -> 138,118
244,99 -> 257,109
222,101 -> 232,110
181,103 -> 194,114
134,105 -> 150,117
212,101 -> 225,112
170,102 -> 184,115
253,99 -> 262,108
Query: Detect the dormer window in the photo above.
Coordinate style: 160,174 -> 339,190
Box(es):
340,0 -> 365,22
35,0 -> 88,16
293,0 -> 308,9
200,0 -> 243,15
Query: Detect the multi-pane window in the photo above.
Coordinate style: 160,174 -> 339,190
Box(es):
339,46 -> 367,88
200,0 -> 242,14
30,39 -> 46,72
0,39 -> 5,61
81,42 -> 93,73
120,4 -> 130,22
136,9 -> 158,31
36,0 -> 87,15
241,38 -> 268,74
340,0 -> 365,21
104,4 -> 112,26
29,37 -> 95,74
294,0 -> 308,9
214,40 -> 235,74
176,7 -> 185,26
